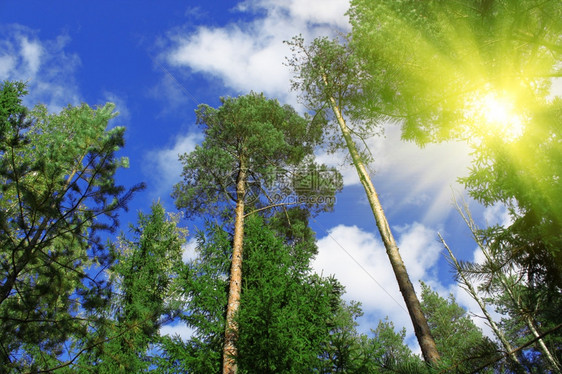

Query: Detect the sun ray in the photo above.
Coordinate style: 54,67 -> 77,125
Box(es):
467,90 -> 526,142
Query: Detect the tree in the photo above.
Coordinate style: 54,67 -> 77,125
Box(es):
237,214 -> 351,373
419,282 -> 499,373
172,92 -> 339,373
348,0 -> 562,285
349,0 -> 561,142
76,203 -> 186,373
367,318 -> 425,373
286,36 -> 440,365
157,213 -> 366,373
0,81 -> 143,371
439,232 -> 521,369
449,204 -> 562,372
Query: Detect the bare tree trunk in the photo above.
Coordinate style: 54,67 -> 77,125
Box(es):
222,164 -> 247,374
456,203 -> 561,373
325,89 -> 440,365
524,315 -> 561,373
438,233 -> 521,366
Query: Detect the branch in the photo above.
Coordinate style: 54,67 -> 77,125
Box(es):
243,202 -> 295,218
469,323 -> 562,373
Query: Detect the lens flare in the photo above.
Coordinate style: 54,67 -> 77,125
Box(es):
467,91 -> 525,142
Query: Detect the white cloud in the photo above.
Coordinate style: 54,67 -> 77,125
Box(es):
237,0 -> 350,30
483,203 -> 512,228
145,132 -> 204,197
314,222 -> 510,352
160,321 -> 195,341
20,37 -> 43,77
312,223 -> 442,347
168,25 -> 289,97
163,0 -> 349,104
0,25 -> 81,111
182,237 -> 198,263
0,55 -> 16,77
395,223 -> 442,281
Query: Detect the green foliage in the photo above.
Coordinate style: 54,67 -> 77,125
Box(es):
76,203 -> 187,373
285,35 -> 383,159
156,222 -> 230,374
489,275 -> 562,372
157,213 -> 371,373
173,92 -> 338,218
419,282 -> 499,372
238,214 -> 350,373
349,0 -> 562,324
349,0 -> 562,144
0,81 -> 143,371
369,318 -> 419,368
463,98 -> 562,286
0,80 -> 28,143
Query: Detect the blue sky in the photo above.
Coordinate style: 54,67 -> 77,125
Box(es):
1,0 -> 529,352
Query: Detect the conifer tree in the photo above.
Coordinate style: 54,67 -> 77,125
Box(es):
157,213 -> 368,374
77,203 -> 186,372
0,81 -> 143,371
419,283 -> 498,373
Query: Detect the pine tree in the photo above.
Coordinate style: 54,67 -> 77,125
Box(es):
172,92 -> 339,373
76,203 -> 186,372
419,283 -> 499,372
0,81 -> 143,371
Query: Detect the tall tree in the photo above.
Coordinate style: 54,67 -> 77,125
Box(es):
286,36 -> 441,365
173,92 -> 339,373
0,81 -> 143,371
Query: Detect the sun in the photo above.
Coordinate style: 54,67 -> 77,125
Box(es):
467,91 -> 525,142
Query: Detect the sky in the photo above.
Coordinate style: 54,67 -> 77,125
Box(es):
1,0 -> 542,352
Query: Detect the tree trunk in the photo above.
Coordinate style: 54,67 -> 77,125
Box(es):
325,90 -> 441,365
456,205 -> 560,372
222,163 -> 247,374
439,233 -> 521,367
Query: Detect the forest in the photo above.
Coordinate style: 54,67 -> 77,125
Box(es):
1,0 -> 561,373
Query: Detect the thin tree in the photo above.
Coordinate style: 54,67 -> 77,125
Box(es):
438,233 -> 521,368
453,203 -> 561,372
286,36 -> 440,365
